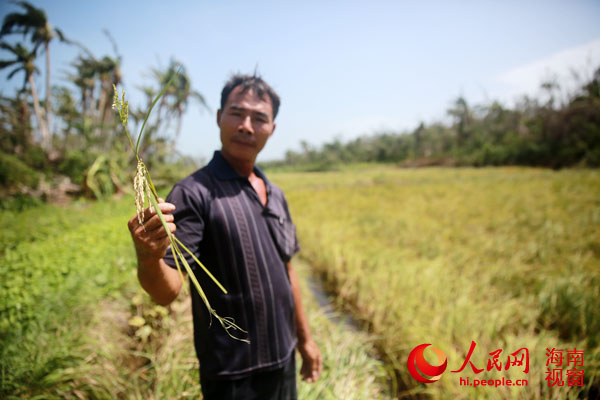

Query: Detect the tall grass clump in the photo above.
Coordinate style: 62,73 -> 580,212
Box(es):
270,166 -> 600,399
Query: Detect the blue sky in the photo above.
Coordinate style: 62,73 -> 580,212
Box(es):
1,0 -> 599,162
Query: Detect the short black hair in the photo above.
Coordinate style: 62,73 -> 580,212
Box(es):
220,74 -> 281,119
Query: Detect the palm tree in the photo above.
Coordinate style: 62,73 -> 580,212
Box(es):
68,53 -> 122,145
1,1 -> 67,150
69,54 -> 97,119
95,55 -> 122,129
171,68 -> 209,142
0,42 -> 50,150
0,94 -> 31,154
151,60 -> 209,148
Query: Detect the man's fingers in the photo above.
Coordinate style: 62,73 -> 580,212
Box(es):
301,363 -> 311,381
300,358 -> 320,382
157,236 -> 172,254
141,235 -> 172,259
157,222 -> 176,237
142,202 -> 176,222
309,357 -> 320,381
144,213 -> 174,230
137,222 -> 176,240
127,215 -> 138,232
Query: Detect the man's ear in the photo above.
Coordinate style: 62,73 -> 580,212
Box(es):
269,122 -> 276,138
216,109 -> 222,127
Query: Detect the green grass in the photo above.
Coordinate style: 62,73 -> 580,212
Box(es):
0,196 -> 139,398
271,166 -> 600,399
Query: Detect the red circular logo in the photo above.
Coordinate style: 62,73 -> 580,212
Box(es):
407,343 -> 448,383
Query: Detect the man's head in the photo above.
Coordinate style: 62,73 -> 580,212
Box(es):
220,74 -> 280,120
217,74 -> 280,165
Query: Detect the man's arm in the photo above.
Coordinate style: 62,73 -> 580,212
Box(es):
136,256 -> 184,306
128,200 -> 185,306
287,261 -> 323,382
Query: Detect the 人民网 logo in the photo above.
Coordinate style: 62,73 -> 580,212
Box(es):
407,343 -> 448,383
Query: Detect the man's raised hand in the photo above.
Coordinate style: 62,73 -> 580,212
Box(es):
128,198 -> 176,260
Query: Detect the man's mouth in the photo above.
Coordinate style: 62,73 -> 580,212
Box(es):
232,138 -> 256,147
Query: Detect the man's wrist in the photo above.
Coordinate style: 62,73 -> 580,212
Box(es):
136,249 -> 163,268
297,334 -> 313,347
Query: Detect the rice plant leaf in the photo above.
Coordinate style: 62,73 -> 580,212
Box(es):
173,235 -> 227,294
173,244 -> 212,311
146,191 -> 213,314
171,241 -> 188,295
172,243 -> 248,342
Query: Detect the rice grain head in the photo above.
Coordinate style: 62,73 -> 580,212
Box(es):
134,160 -> 148,228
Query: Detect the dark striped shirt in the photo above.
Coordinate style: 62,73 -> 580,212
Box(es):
163,151 -> 299,379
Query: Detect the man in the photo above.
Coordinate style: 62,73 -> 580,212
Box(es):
128,74 -> 322,399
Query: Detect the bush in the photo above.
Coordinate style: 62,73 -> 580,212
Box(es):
21,145 -> 48,170
0,194 -> 43,212
0,152 -> 40,189
57,151 -> 92,185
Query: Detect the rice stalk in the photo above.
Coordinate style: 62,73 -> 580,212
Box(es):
112,82 -> 248,343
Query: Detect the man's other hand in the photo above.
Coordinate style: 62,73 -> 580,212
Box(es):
298,338 -> 322,383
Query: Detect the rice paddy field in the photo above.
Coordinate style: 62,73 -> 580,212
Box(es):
273,165 -> 600,399
1,165 -> 599,399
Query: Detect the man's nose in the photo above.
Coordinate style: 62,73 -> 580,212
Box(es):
238,115 -> 254,134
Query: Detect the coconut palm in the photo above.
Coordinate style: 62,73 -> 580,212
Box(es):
1,1 -> 68,149
0,94 -> 31,154
68,54 -> 98,119
151,60 -> 209,153
171,68 -> 209,141
0,42 -> 50,150
68,53 -> 122,145
95,55 -> 122,128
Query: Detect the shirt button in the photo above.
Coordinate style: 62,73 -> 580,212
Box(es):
279,217 -> 283,225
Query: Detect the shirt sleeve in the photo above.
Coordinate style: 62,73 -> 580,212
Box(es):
163,183 -> 205,272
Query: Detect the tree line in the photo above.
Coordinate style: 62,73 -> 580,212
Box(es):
0,2 -> 207,208
261,68 -> 600,172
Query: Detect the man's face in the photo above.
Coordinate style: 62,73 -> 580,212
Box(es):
217,86 -> 276,164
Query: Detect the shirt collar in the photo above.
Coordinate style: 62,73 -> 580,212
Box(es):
208,151 -> 271,190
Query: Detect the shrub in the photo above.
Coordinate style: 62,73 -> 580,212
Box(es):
0,152 -> 40,189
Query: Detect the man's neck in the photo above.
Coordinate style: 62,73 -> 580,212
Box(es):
221,150 -> 255,178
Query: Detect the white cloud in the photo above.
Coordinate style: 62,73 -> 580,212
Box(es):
497,38 -> 600,100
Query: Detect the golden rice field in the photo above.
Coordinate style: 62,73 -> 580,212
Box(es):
271,166 -> 600,399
